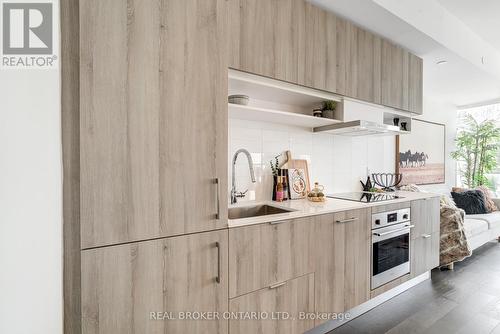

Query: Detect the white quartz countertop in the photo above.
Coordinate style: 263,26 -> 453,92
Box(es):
228,191 -> 440,228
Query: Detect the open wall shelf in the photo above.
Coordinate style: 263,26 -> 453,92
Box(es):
229,103 -> 341,128
383,111 -> 412,134
228,69 -> 343,130
227,69 -> 413,135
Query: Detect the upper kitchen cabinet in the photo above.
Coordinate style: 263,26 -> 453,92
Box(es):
381,40 -> 408,111
229,0 -> 304,84
380,40 -> 424,113
300,3 -> 343,94
350,29 -> 382,104
80,0 -> 228,248
230,0 -> 422,113
336,19 -> 382,104
408,53 -> 424,114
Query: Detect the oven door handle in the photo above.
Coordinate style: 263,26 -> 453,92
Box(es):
373,224 -> 414,237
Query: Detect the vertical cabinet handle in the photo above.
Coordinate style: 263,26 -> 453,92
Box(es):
214,178 -> 220,220
215,241 -> 221,283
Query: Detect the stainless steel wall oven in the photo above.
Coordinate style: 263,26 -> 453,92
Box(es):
371,208 -> 413,289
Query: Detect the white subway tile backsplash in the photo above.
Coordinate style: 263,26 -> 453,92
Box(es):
262,129 -> 289,143
229,120 -> 395,202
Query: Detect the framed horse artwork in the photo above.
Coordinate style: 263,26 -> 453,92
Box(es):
396,119 -> 446,185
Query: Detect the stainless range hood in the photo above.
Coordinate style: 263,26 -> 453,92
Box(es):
313,120 -> 402,136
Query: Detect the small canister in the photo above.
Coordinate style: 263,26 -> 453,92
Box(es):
313,108 -> 323,117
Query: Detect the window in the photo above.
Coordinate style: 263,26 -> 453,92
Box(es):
457,103 -> 500,196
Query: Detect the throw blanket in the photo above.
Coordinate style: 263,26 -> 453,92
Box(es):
439,203 -> 471,266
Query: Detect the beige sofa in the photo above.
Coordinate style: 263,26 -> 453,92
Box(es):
463,198 -> 500,250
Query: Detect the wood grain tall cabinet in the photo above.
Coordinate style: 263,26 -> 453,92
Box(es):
72,0 -> 230,333
61,0 -> 80,332
80,0 -> 228,249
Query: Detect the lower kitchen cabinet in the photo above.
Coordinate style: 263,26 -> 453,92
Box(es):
411,198 -> 440,239
81,230 -> 228,334
228,217 -> 315,298
411,232 -> 440,277
314,209 -> 371,322
229,273 -> 315,334
410,198 -> 440,277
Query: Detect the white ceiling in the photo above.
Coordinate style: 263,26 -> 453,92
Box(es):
309,0 -> 500,108
437,0 -> 500,51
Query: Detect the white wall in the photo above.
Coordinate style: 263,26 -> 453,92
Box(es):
416,97 -> 458,194
0,5 -> 62,334
229,97 -> 457,201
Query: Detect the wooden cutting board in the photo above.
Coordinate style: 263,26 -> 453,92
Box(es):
286,159 -> 311,192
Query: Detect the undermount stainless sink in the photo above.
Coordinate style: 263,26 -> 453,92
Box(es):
228,204 -> 294,220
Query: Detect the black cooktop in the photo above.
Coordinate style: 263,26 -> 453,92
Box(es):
326,192 -> 403,203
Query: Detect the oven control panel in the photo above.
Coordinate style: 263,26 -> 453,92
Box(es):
372,208 -> 411,229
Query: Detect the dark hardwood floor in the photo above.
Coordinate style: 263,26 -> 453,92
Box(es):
328,241 -> 500,334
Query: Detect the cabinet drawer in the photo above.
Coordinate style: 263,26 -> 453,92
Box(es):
411,198 -> 440,239
411,231 -> 439,277
229,273 -> 315,334
229,217 -> 314,298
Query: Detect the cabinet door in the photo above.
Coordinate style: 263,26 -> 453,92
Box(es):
408,53 -> 423,114
411,232 -> 440,277
335,17 -> 348,95
80,0 -> 228,248
343,209 -> 371,309
229,273 -> 315,334
82,230 -> 228,334
301,2 -> 328,90
230,0 -> 302,84
314,214 -> 345,316
372,35 -> 382,104
411,198 -> 440,240
381,41 -> 406,110
344,22 -> 359,99
410,198 -> 440,277
228,217 -> 315,298
343,25 -> 383,104
314,209 -> 371,321
301,7 -> 343,93
402,49 -> 410,110
351,28 -> 382,103
301,2 -> 343,93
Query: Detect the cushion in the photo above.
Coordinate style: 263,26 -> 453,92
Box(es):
463,218 -> 490,237
452,186 -> 497,212
451,190 -> 489,215
476,186 -> 497,212
466,211 -> 500,230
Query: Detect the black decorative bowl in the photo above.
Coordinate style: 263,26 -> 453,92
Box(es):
371,173 -> 403,192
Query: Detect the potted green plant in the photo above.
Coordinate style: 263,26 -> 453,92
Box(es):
321,100 -> 337,119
